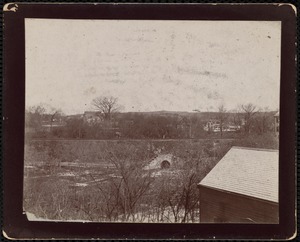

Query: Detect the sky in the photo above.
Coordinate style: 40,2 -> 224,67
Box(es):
25,19 -> 281,115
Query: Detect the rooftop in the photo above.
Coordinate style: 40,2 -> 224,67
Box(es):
198,146 -> 279,203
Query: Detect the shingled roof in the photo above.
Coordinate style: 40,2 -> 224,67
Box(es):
198,146 -> 279,203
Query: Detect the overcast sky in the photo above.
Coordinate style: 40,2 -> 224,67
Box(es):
25,19 -> 281,114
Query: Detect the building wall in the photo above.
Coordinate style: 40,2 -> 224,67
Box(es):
199,186 -> 279,223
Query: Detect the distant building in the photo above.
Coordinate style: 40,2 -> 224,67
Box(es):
204,120 -> 220,132
274,111 -> 279,135
41,119 -> 65,132
204,120 -> 240,133
83,111 -> 103,124
65,114 -> 84,120
198,146 -> 279,223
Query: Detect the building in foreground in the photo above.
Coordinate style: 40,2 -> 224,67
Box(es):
198,146 -> 279,223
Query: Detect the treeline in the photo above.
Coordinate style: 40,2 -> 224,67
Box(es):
25,106 -> 277,140
26,112 -> 206,139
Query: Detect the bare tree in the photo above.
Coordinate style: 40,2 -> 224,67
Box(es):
95,143 -> 154,222
91,96 -> 121,121
28,105 -> 46,115
26,105 -> 46,129
155,166 -> 201,223
230,108 -> 243,128
26,104 -> 62,131
240,103 -> 258,134
49,109 -> 63,131
253,107 -> 273,134
217,104 -> 227,137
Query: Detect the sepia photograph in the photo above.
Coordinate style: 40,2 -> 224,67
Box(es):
23,19 -> 281,224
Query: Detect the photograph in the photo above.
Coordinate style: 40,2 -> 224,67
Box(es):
23,19 -> 281,224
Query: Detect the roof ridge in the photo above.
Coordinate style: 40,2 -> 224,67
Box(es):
231,146 -> 279,152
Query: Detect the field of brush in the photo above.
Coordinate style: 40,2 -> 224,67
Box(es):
23,134 -> 277,222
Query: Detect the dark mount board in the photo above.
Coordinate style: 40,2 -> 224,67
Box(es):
3,3 -> 296,240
